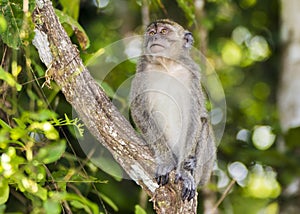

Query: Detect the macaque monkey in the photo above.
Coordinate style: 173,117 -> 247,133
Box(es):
130,19 -> 216,201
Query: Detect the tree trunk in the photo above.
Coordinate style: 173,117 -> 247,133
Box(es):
278,0 -> 300,132
32,0 -> 198,213
278,1 -> 300,212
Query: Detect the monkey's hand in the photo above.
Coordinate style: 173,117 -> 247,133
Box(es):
183,155 -> 197,173
155,159 -> 176,186
175,169 -> 196,201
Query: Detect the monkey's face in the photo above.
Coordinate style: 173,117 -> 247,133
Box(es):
144,20 -> 193,57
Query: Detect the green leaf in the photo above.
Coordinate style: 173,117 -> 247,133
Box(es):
0,67 -> 22,91
0,0 -> 22,49
135,205 -> 147,214
44,200 -> 61,214
99,193 -> 118,212
10,127 -> 28,140
59,0 -> 80,20
70,201 -> 92,213
0,129 -> 10,149
0,179 -> 9,205
0,14 -> 7,33
27,109 -> 58,121
36,140 -> 66,164
0,0 -> 35,48
55,9 -> 90,50
36,185 -> 48,201
0,0 -> 23,49
51,170 -> 67,191
19,177 -> 47,200
91,154 -> 123,181
99,82 -> 116,98
13,118 -> 26,129
24,163 -> 46,182
0,119 -> 11,130
52,192 -> 99,214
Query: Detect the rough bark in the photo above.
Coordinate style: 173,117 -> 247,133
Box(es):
32,0 -> 198,213
278,0 -> 300,132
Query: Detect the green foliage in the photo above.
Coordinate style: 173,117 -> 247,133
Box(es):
176,0 -> 195,25
135,204 -> 147,214
51,192 -> 99,214
0,178 -> 9,205
99,193 -> 119,212
0,66 -> 22,91
0,0 -> 35,49
0,110 -> 99,212
59,0 -> 80,20
52,114 -> 85,137
0,0 -> 124,211
0,0 -> 23,49
35,140 -> 66,164
0,14 -> 7,34
55,9 -> 90,50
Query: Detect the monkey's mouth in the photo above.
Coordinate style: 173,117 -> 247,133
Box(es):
150,44 -> 165,53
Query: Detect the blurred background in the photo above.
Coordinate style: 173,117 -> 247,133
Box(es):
1,0 -> 300,213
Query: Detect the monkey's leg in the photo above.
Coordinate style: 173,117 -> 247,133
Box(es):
148,111 -> 177,186
130,94 -> 177,185
193,117 -> 216,187
154,142 -> 177,186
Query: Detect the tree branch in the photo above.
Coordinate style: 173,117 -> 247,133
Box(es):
32,0 -> 198,213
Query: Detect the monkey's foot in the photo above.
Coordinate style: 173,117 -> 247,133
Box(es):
155,164 -> 174,186
175,171 -> 196,201
184,156 -> 197,172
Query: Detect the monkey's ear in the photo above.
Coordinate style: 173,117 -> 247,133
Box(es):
184,32 -> 194,49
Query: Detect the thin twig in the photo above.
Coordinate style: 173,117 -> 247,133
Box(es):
211,179 -> 236,213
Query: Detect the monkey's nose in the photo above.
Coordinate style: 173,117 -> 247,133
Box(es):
153,34 -> 159,40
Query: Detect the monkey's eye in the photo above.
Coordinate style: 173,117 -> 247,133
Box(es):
160,28 -> 168,34
148,31 -> 156,36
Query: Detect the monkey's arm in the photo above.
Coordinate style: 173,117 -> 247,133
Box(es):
194,118 -> 216,186
190,72 -> 216,186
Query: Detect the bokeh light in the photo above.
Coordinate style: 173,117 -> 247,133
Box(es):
252,125 -> 276,150
221,41 -> 242,66
245,164 -> 281,199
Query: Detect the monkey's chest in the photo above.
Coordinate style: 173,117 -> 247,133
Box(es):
145,65 -> 192,150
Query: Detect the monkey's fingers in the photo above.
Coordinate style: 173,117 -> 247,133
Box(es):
187,188 -> 196,201
155,164 -> 174,185
155,173 -> 169,186
181,179 -> 196,201
175,171 -> 196,201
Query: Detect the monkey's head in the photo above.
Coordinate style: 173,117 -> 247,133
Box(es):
143,19 -> 194,58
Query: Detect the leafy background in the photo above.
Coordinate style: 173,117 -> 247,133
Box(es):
1,0 -> 299,213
